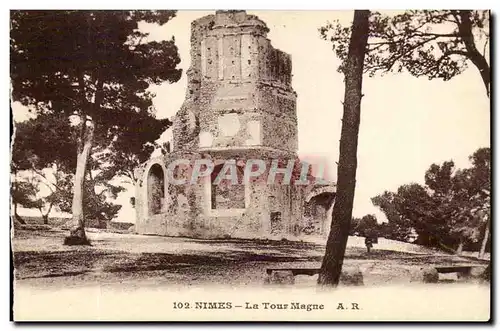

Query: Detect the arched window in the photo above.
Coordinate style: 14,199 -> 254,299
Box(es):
147,164 -> 165,215
211,163 -> 245,210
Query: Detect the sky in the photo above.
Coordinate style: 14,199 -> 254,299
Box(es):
12,10 -> 491,222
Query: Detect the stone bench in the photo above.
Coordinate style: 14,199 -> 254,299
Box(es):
266,264 -> 489,285
411,265 -> 488,283
436,265 -> 487,279
266,267 -> 321,277
265,267 -> 363,286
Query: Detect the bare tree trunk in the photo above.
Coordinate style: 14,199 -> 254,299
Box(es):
14,202 -> 25,225
41,203 -> 53,225
12,170 -> 26,225
64,121 -> 94,245
479,219 -> 490,259
38,207 -> 49,225
318,10 -> 370,287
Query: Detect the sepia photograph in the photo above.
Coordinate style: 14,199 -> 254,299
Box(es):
9,9 -> 491,322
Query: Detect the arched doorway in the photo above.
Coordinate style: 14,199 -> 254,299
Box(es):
147,164 -> 165,215
304,191 -> 335,235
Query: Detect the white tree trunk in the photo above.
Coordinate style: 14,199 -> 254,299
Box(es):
478,220 -> 490,259
69,121 -> 95,240
456,240 -> 463,255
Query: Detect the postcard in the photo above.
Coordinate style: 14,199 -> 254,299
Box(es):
10,9 -> 491,322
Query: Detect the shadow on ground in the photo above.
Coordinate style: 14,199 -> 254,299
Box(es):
12,228 -> 488,287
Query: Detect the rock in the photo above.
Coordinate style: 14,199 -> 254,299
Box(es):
458,266 -> 489,282
481,265 -> 490,282
268,270 -> 295,285
422,267 -> 439,283
410,267 -> 439,283
340,266 -> 364,286
470,266 -> 487,278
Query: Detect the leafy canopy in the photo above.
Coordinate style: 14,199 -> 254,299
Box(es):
11,10 -> 182,150
10,10 -> 183,223
320,10 -> 490,95
371,147 -> 490,249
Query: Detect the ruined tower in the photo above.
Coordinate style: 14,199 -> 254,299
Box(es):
172,10 -> 298,157
135,11 -> 335,239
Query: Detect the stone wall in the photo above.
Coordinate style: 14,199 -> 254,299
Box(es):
135,155 -> 333,238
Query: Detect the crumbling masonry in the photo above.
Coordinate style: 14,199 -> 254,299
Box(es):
134,10 -> 336,239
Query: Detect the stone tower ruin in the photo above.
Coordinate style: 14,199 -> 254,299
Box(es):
134,10 -> 336,239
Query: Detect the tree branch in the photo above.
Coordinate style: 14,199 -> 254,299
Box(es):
384,35 -> 440,71
412,32 -> 459,38
458,10 -> 490,97
423,49 -> 471,76
31,168 -> 55,193
482,38 -> 489,58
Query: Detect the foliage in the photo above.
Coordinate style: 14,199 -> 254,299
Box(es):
12,112 -> 77,173
11,115 -> 74,221
320,10 -> 490,96
12,112 -> 125,223
350,214 -> 379,237
371,147 -> 490,250
11,180 -> 40,209
11,10 -> 182,115
93,112 -> 172,184
10,10 -> 182,234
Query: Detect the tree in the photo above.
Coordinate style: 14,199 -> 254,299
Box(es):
11,112 -> 77,173
11,179 -> 36,224
11,113 -> 76,224
320,10 -> 490,97
318,10 -> 370,287
371,192 -> 413,242
11,11 -> 182,244
425,160 -> 471,252
373,180 -> 457,250
357,214 -> 379,238
469,148 -> 491,258
349,215 -> 379,237
11,97 -> 164,228
92,112 -> 172,185
83,156 -> 125,224
349,217 -> 361,236
377,221 -> 412,242
451,148 -> 490,257
371,148 -> 490,255
11,112 -> 137,227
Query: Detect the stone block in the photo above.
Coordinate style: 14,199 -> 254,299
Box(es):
339,266 -> 364,286
458,266 -> 488,282
267,270 -> 295,285
410,266 -> 439,283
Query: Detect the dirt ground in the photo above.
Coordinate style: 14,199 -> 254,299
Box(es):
11,227 -> 489,290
